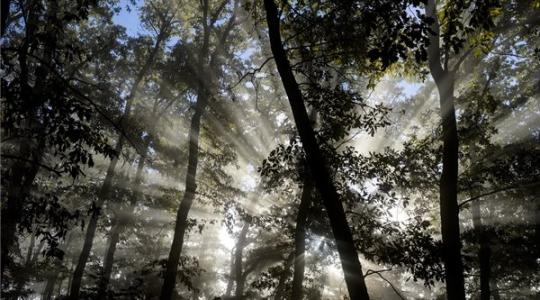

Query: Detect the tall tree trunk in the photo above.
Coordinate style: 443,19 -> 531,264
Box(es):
69,139 -> 122,299
42,266 -> 59,300
225,248 -> 235,297
535,185 -> 540,252
426,1 -> 466,299
1,1 -> 56,276
159,1 -> 237,297
471,200 -> 491,300
68,29 -> 167,299
291,178 -> 313,300
263,1 -> 370,299
234,218 -> 251,299
1,0 -> 10,35
160,91 -> 208,300
97,146 -> 148,299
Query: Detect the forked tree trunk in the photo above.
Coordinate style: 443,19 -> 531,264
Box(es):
426,1 -> 465,299
263,1 -> 370,299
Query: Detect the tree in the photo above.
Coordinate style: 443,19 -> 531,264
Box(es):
1,0 -> 117,286
263,0 -> 370,298
160,0 -> 241,298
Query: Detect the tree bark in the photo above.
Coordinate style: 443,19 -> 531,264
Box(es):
225,247 -> 235,297
234,218 -> 251,299
471,200 -> 491,300
263,1 -> 369,299
291,178 -> 313,300
68,28 -> 166,299
160,91 -> 208,300
159,2 -> 237,298
69,139 -> 122,299
426,1 -> 466,299
97,144 -> 148,298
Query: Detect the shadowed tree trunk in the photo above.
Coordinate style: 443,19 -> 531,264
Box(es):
43,262 -> 60,300
97,137 -> 150,298
291,178 -> 313,300
69,139 -> 122,299
43,233 -> 72,300
160,87 -> 209,300
160,1 -> 238,298
426,1 -> 465,299
226,247 -> 235,297
263,1 -> 370,299
234,217 -> 252,299
535,185 -> 540,251
471,200 -> 491,300
69,29 -> 168,299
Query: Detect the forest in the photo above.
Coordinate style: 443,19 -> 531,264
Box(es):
1,0 -> 539,299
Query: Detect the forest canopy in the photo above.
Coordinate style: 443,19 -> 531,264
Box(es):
1,0 -> 539,299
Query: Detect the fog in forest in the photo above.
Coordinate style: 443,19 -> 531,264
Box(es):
1,0 -> 539,299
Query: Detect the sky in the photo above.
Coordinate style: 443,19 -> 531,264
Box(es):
112,0 -> 143,37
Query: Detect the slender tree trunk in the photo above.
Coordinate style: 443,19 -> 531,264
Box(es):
43,268 -> 59,300
291,179 -> 313,300
234,218 -> 251,299
426,1 -> 466,299
69,138 -> 122,299
535,185 -> 540,252
97,219 -> 121,298
471,200 -> 491,300
2,1 -> 56,276
68,29 -> 166,299
97,147 -> 148,298
226,248 -> 235,297
160,91 -> 208,300
159,2 -> 237,297
263,1 -> 369,299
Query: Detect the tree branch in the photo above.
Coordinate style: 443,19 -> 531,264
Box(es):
459,181 -> 540,209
